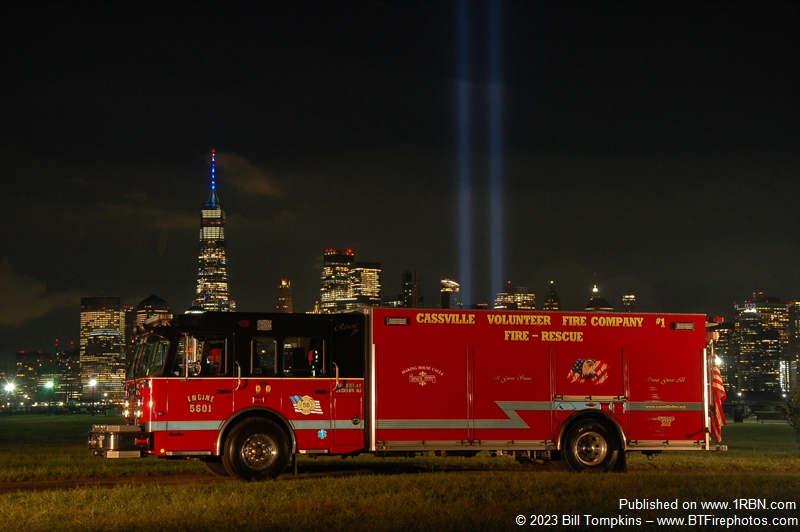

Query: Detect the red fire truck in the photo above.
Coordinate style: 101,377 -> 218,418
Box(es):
89,308 -> 724,479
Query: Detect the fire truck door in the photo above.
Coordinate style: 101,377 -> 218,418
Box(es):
165,334 -> 235,453
627,346 -> 705,442
472,342 -> 552,442
553,345 -> 625,424
373,342 -> 470,444
280,336 -> 334,451
332,371 -> 364,450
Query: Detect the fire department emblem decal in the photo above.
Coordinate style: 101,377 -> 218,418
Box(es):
409,371 -> 437,386
569,359 -> 609,384
290,395 -> 323,415
657,416 -> 675,427
402,366 -> 443,386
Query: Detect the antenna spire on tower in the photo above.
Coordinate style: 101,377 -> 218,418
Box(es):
205,149 -> 220,207
211,149 -> 216,191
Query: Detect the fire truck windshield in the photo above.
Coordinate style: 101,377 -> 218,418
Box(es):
129,335 -> 170,378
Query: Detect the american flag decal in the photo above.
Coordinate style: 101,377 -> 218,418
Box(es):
568,359 -> 609,384
290,395 -> 323,415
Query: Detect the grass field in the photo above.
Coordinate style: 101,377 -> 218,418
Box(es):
1,414 -> 798,531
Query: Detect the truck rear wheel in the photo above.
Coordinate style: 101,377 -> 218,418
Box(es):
564,419 -> 619,473
222,418 -> 289,481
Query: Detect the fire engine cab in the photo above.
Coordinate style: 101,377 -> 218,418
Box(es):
89,308 -> 724,479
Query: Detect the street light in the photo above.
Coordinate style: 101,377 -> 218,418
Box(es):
44,381 -> 54,415
89,379 -> 97,416
3,383 -> 14,411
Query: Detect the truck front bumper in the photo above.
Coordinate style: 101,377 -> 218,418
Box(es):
88,424 -> 152,458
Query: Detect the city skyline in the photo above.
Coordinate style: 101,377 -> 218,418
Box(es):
5,258 -> 797,358
1,1 -> 798,366
5,286 -> 797,404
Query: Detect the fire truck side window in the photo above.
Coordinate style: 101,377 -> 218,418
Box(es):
175,335 -> 229,377
283,337 -> 325,377
150,340 -> 169,376
252,337 -> 277,377
130,335 -> 169,378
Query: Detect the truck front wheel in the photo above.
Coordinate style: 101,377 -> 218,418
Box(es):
564,419 -> 619,473
222,418 -> 289,480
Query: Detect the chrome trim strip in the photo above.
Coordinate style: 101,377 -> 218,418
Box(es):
378,419 -> 468,429
377,401 -> 552,431
159,421 -> 223,431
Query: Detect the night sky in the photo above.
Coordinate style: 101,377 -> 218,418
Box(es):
1,0 -> 798,369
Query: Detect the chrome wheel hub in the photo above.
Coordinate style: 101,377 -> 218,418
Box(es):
573,431 -> 608,466
241,433 -> 277,470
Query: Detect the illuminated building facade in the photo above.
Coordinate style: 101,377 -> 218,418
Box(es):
79,297 -> 127,402
277,278 -> 293,313
440,279 -> 461,310
622,292 -> 636,312
542,281 -> 560,311
135,294 -> 171,326
494,282 -> 535,310
320,249 -> 355,313
13,350 -> 40,404
402,269 -> 422,308
194,150 -> 234,312
320,249 -> 382,313
80,297 -> 122,353
352,262 -> 382,307
8,349 -> 82,406
585,285 -> 614,312
52,349 -> 81,402
789,301 -> 799,390
82,328 -> 127,402
709,316 -> 735,390
734,293 -> 789,397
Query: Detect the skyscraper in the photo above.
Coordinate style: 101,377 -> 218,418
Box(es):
80,297 -> 122,353
352,262 -> 382,307
277,278 -> 293,313
709,316 -> 735,390
494,282 -> 535,310
320,249 -> 355,314
84,328 -> 127,402
622,292 -> 636,312
319,249 -> 382,313
79,297 -> 126,401
585,285 -> 614,312
194,150 -> 234,312
542,281 -> 561,311
135,294 -> 170,326
789,301 -> 799,390
440,279 -> 461,309
734,293 -> 789,397
402,269 -> 422,308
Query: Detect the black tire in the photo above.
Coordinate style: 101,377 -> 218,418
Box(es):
564,419 -> 619,472
222,418 -> 289,481
200,457 -> 230,477
516,456 -> 568,471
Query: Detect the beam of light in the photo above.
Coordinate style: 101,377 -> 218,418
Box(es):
488,0 -> 504,305
457,0 -> 472,308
